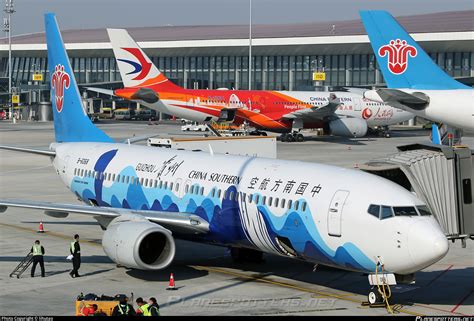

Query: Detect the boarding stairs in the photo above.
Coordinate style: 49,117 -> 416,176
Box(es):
9,252 -> 33,278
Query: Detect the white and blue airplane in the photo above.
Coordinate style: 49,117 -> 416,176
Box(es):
360,10 -> 474,136
0,13 -> 449,304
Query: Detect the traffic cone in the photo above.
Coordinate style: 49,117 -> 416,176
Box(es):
353,163 -> 359,169
37,221 -> 45,233
167,273 -> 177,290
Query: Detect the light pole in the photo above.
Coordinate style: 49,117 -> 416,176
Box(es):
248,0 -> 252,90
4,0 -> 14,122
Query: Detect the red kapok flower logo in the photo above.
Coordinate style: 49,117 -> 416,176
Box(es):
51,64 -> 71,113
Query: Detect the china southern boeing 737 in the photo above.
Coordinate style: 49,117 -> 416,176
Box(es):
0,13 -> 449,304
360,10 -> 474,136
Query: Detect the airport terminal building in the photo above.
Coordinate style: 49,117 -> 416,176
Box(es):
0,10 -> 472,106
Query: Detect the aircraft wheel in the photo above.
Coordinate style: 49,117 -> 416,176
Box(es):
368,287 -> 383,305
286,134 -> 295,142
296,134 -> 304,142
280,134 -> 287,142
260,132 -> 268,136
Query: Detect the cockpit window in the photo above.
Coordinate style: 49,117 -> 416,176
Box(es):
381,206 -> 393,219
417,205 -> 432,216
368,205 -> 380,218
393,206 -> 418,216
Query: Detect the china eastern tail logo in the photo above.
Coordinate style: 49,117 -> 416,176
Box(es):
117,47 -> 152,81
51,64 -> 70,113
378,39 -> 417,75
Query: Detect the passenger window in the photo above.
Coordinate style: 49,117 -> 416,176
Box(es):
140,178 -> 144,185
235,192 -> 239,201
248,194 -> 252,202
229,191 -> 234,200
169,182 -> 174,191
274,198 -> 279,207
112,174 -> 116,182
393,206 -> 418,216
159,181 -> 163,188
268,197 -> 273,207
153,180 -> 157,188
255,195 -> 260,204
185,185 -> 189,193
294,200 -> 299,211
262,196 -> 266,205
288,200 -> 292,210
130,177 -> 134,184
164,182 -> 168,190
368,205 -> 380,218
175,183 -> 179,192
416,205 -> 432,216
200,187 -> 204,195
211,188 -> 215,197
281,199 -> 286,209
381,206 -> 393,219
116,174 -> 120,182
144,178 -> 148,187
302,202 -> 307,211
218,189 -> 222,198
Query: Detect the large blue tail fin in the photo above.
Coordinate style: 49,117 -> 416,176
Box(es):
45,13 -> 113,143
360,10 -> 469,90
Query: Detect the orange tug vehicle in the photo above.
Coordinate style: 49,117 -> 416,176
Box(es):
75,293 -> 134,316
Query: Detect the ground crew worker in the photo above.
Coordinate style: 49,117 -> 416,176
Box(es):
112,299 -> 136,316
148,297 -> 160,316
69,234 -> 81,278
135,297 -> 150,316
30,240 -> 45,277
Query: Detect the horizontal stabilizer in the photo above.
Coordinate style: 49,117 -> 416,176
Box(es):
0,145 -> 55,157
85,87 -> 115,96
365,89 -> 429,111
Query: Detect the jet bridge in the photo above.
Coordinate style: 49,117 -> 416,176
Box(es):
360,143 -> 473,246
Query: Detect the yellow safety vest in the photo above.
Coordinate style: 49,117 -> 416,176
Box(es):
32,244 -> 43,256
117,304 -> 129,315
139,303 -> 150,316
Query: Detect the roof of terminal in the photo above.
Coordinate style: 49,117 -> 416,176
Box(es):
1,10 -> 473,45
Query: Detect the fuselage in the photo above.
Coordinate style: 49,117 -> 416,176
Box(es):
51,142 -> 448,275
116,88 -> 413,133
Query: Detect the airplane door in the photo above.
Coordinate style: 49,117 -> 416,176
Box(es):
327,190 -> 349,237
353,97 -> 362,111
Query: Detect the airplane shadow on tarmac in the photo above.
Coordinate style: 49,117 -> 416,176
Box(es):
21,220 -> 100,226
165,245 -> 473,308
0,255 -> 113,264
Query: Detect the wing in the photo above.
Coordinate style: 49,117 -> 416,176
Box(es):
282,95 -> 340,122
0,199 -> 209,235
365,89 -> 430,111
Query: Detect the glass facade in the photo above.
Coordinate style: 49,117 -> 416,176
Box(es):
0,51 -> 472,103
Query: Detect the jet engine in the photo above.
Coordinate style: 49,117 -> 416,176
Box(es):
102,215 -> 176,270
329,117 -> 368,138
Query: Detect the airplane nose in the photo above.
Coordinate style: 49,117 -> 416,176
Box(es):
408,221 -> 449,270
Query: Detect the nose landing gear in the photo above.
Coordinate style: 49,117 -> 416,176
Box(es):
364,260 -> 395,314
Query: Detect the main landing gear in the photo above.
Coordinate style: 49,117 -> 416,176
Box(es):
280,132 -> 305,142
249,131 -> 268,136
230,247 -> 264,263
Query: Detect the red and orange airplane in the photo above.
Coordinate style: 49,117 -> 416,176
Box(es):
88,29 -> 413,141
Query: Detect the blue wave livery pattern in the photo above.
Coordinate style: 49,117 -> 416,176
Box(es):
70,150 -> 376,272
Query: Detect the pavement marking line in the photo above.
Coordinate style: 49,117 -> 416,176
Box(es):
412,303 -> 470,317
424,264 -> 453,287
0,222 -> 102,247
193,266 -> 426,316
450,290 -> 473,313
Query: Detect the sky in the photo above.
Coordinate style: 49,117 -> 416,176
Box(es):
7,0 -> 474,35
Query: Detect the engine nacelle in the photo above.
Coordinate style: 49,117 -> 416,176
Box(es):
102,215 -> 176,270
329,118 -> 368,138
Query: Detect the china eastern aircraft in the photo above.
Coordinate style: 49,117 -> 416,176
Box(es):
88,29 -> 414,141
360,10 -> 474,136
0,13 -> 449,304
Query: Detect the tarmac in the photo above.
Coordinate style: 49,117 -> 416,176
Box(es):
0,120 -> 473,316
